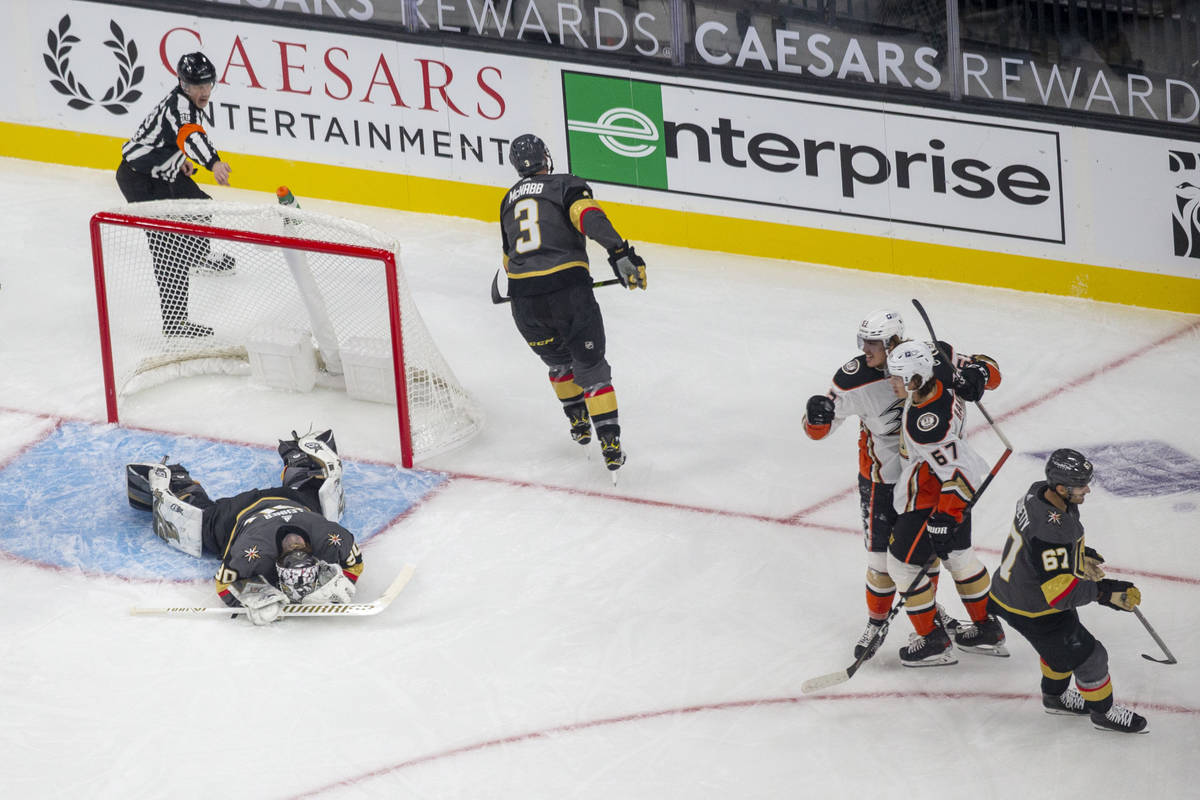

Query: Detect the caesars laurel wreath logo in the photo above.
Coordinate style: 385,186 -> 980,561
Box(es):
44,15 -> 143,114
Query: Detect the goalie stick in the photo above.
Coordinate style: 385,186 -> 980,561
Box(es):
490,269 -> 621,305
130,564 -> 416,618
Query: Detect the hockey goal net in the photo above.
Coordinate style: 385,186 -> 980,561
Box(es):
89,200 -> 482,467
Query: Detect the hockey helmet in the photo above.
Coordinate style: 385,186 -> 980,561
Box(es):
509,134 -> 552,177
857,309 -> 905,349
1045,448 -> 1093,489
177,52 -> 216,85
276,546 -> 320,602
886,340 -> 936,385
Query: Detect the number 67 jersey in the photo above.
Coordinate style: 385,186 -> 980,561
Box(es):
989,482 -> 1101,616
894,378 -> 990,520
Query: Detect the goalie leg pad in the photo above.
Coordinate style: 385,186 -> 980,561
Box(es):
279,429 -> 344,522
149,464 -> 204,557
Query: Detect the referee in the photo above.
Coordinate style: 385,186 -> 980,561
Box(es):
115,52 -> 234,338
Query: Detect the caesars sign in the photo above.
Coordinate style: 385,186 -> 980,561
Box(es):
562,72 -> 1065,244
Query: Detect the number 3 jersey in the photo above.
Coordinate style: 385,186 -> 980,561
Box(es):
989,481 -> 1101,617
499,172 -> 624,298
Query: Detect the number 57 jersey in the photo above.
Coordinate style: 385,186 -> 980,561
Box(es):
894,380 -> 990,519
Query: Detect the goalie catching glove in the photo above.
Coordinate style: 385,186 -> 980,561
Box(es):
607,242 -> 647,290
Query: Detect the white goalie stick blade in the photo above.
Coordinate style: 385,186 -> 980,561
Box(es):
130,564 -> 416,618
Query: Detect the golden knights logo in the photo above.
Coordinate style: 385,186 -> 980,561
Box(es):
44,15 -> 143,115
1169,150 -> 1200,259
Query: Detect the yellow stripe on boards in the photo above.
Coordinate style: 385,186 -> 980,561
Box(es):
3,120 -> 1196,313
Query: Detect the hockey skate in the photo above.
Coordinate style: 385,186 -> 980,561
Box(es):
935,604 -> 963,638
853,619 -> 889,661
564,402 -> 592,445
953,615 -> 1010,657
1091,704 -> 1149,734
1043,689 -> 1088,716
598,427 -> 625,471
899,624 -> 957,667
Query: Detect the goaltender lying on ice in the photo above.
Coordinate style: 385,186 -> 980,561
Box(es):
125,428 -> 413,624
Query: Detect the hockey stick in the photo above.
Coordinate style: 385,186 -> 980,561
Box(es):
1133,607 -> 1177,665
800,439 -> 1011,693
490,269 -> 622,305
910,298 -> 1015,453
130,564 -> 416,618
801,556 -> 937,693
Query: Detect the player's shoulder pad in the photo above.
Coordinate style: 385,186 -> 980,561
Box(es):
931,340 -> 957,383
905,387 -> 953,444
832,355 -> 886,390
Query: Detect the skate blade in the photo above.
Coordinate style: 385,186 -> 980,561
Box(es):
1044,707 -> 1089,717
1092,722 -> 1150,734
900,652 -> 958,668
956,642 -> 1010,657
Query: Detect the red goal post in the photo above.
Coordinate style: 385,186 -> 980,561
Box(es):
89,201 -> 482,468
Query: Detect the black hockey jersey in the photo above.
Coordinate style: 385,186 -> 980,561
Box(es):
499,172 -> 624,297
121,87 -> 221,181
989,481 -> 1101,617
206,488 -> 363,605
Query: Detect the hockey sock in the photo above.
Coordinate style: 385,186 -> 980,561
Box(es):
584,383 -> 618,427
1040,658 -> 1072,697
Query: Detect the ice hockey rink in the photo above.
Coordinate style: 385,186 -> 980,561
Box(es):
1,156 -> 1197,798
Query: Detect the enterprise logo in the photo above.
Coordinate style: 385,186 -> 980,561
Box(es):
562,72 -> 1065,243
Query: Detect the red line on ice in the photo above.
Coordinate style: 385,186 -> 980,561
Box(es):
288,690 -> 1199,797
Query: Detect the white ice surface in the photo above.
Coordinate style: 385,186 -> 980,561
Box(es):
0,157 -> 1197,799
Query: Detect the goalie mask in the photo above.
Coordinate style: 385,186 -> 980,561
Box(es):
276,546 -> 320,602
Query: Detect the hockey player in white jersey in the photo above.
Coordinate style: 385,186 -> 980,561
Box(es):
803,310 -> 960,661
885,340 -> 1007,666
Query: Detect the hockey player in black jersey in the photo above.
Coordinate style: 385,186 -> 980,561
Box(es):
499,133 -> 647,473
115,52 -> 235,338
126,430 -> 363,625
885,340 -> 1006,666
989,449 -> 1149,733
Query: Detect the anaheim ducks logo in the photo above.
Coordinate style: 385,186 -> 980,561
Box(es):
44,15 -> 144,115
842,358 -> 860,374
917,412 -> 939,432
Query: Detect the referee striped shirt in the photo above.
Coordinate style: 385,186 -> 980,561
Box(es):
121,87 -> 220,181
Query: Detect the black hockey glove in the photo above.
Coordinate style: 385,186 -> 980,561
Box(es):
607,242 -> 647,290
1097,579 -> 1141,611
805,395 -> 835,426
924,511 -> 958,557
1082,546 -> 1106,580
953,360 -> 990,402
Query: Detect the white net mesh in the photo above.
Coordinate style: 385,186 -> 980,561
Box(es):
93,199 -> 482,462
